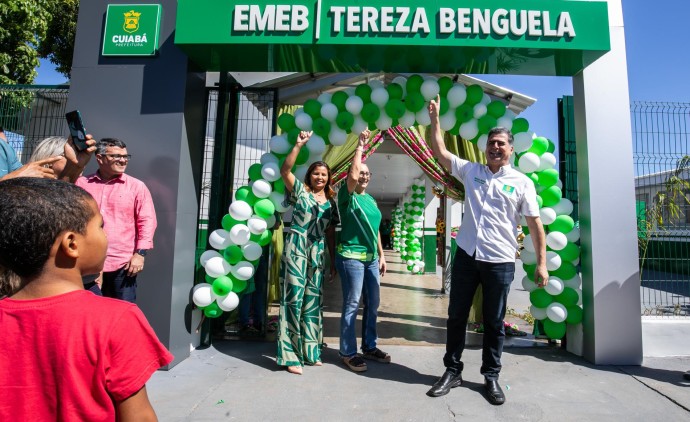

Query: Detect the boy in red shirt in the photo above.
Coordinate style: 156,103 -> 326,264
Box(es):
0,178 -> 173,421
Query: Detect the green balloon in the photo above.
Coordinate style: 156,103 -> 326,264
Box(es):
405,92 -> 425,113
336,111 -> 355,131
257,229 -> 273,246
549,215 -> 575,233
234,186 -> 251,202
438,98 -> 450,115
565,305 -> 583,324
537,169 -> 559,188
478,115 -> 497,134
464,84 -> 484,106
273,178 -> 286,193
221,214 -> 239,231
231,277 -> 247,293
223,245 -> 243,265
557,242 -> 580,262
203,302 -> 223,318
277,113 -> 296,132
406,74 -> 424,93
543,319 -> 566,339
530,289 -> 553,308
254,199 -> 275,218
551,261 -> 577,280
387,83 -> 404,100
438,76 -> 454,96
295,146 -> 310,165
287,127 -> 301,145
522,225 -> 530,236
361,103 -> 381,123
487,100 -> 507,118
385,99 -> 406,119
312,118 -> 331,138
303,99 -> 322,119
248,163 -> 263,182
455,104 -> 474,123
355,84 -> 372,103
555,287 -> 579,307
204,274 -> 215,284
547,139 -> 556,153
512,118 -> 529,133
528,172 -> 539,186
212,275 -> 234,296
528,136 -> 549,156
535,195 -> 543,208
539,186 -> 562,207
331,91 -> 349,111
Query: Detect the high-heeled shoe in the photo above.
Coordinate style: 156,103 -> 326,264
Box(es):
286,365 -> 302,375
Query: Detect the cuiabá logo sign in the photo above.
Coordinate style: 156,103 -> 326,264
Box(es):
113,9 -> 149,45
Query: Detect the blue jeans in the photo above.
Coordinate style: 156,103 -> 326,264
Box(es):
101,266 -> 137,303
336,255 -> 381,358
444,247 -> 514,381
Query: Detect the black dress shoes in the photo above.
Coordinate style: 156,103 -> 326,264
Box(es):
484,379 -> 506,405
426,370 -> 463,397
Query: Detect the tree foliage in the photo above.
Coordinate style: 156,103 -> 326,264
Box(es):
37,0 -> 78,78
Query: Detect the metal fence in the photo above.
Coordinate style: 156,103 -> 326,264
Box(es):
631,102 -> 690,316
0,85 -> 70,162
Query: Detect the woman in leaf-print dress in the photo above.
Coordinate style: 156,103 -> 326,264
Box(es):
276,130 -> 339,375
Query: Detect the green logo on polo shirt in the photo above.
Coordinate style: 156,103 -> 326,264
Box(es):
502,184 -> 515,194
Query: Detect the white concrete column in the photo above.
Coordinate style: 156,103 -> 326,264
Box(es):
571,0 -> 642,364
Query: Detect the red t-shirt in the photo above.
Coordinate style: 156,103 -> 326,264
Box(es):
0,290 -> 174,421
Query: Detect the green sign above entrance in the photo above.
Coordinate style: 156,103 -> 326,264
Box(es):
175,0 -> 610,76
102,4 -> 162,56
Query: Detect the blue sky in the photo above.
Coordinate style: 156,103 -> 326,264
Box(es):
34,0 -> 688,143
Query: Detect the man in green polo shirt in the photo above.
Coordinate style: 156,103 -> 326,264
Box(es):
335,129 -> 389,373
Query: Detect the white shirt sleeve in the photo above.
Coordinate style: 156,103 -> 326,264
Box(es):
450,155 -> 470,184
520,179 -> 541,217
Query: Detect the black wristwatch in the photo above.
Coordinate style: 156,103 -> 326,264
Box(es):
135,249 -> 148,257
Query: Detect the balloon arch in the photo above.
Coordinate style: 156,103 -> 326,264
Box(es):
192,74 -> 583,340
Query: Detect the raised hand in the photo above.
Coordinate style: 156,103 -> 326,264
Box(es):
428,95 -> 440,121
296,130 -> 312,148
358,129 -> 371,149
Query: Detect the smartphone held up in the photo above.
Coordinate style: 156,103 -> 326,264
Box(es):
65,110 -> 88,151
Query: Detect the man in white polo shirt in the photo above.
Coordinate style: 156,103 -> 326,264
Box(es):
425,96 -> 548,405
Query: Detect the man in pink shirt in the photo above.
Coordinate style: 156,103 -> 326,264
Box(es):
77,138 -> 157,302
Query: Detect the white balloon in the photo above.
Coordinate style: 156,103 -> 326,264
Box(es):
232,261 -> 255,281
576,288 -> 583,306
521,275 -> 537,292
229,223 -> 251,246
420,79 -> 440,101
269,134 -> 291,155
546,302 -> 568,323
192,284 -> 216,307
269,191 -> 289,213
351,116 -> 368,134
518,152 -> 540,173
371,88 -> 389,107
264,213 -> 276,229
321,103 -> 339,121
540,207 -> 557,225
242,241 -> 263,261
252,179 -> 272,199
520,249 -> 537,265
217,292 -> 240,312
439,113 -> 457,131
306,134 -> 326,155
538,152 -> 557,171
261,162 -> 281,182
229,200 -> 252,221
295,113 -> 313,131
294,165 -> 308,182
446,84 -> 467,107
565,227 -> 580,243
376,113 -> 393,130
345,96 -> 364,115
530,305 -> 548,320
546,251 -> 562,271
497,115 -> 513,131
247,216 -> 268,235
317,92 -> 332,104
329,127 -> 348,146
294,107 -> 305,117
413,230 -> 423,237
205,256 -> 231,278
260,152 -> 279,166
481,93 -> 491,105
415,109 -> 431,126
473,103 -> 487,119
399,110 -> 416,128
552,198 -> 574,216
513,131 -> 534,153
209,229 -> 233,250
412,265 -> 422,273
523,234 -> 535,252
459,120 -> 479,140
477,134 -> 488,151
392,76 -> 407,89
199,250 -> 222,267
544,276 -> 564,295
546,231 -> 568,251
564,275 -> 581,290
571,257 -> 580,266
368,79 -> 384,90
